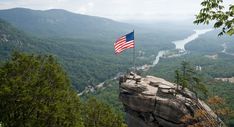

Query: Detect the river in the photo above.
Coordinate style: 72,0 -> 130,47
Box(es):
141,28 -> 213,69
172,29 -> 213,50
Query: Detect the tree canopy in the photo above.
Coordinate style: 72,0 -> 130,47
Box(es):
0,52 -> 84,127
81,98 -> 126,127
195,0 -> 234,36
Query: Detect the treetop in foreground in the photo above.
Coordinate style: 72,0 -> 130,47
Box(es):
0,52 -> 83,127
195,0 -> 234,36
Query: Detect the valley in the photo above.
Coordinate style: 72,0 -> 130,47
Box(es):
0,7 -> 234,126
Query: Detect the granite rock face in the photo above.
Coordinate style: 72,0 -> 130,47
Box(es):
119,73 -> 224,127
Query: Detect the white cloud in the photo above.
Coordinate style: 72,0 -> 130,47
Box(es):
0,0 -> 233,21
76,2 -> 94,14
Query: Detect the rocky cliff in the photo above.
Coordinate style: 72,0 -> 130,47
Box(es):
119,72 -> 225,127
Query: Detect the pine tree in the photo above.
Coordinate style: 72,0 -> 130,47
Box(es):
174,61 -> 207,97
175,69 -> 181,90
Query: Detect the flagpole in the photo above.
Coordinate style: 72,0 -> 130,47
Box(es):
133,30 -> 136,73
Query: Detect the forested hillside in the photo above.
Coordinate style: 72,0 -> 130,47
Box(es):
186,30 -> 234,53
0,19 -> 138,90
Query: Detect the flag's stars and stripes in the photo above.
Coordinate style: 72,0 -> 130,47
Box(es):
114,31 -> 135,54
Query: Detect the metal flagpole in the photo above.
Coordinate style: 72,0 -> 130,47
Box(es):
133,30 -> 136,73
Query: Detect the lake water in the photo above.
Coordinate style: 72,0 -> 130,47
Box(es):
172,29 -> 213,50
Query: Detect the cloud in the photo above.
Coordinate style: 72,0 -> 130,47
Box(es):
0,0 -> 234,21
86,0 -> 205,21
76,2 -> 94,14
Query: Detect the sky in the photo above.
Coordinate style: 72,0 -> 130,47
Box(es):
0,0 -> 233,22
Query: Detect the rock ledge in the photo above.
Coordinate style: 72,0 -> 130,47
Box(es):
119,73 -> 224,127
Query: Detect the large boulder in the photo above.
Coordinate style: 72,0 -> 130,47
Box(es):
119,73 -> 224,127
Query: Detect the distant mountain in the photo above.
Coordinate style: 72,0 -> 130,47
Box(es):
0,8 -> 133,38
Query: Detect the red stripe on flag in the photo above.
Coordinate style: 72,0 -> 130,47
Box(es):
114,34 -> 135,55
115,41 -> 134,52
114,39 -> 126,48
115,41 -> 134,54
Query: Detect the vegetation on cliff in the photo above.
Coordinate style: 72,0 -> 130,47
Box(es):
174,61 -> 208,97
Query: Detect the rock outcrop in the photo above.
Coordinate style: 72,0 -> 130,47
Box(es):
119,72 -> 224,127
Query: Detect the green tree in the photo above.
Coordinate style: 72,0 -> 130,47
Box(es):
181,61 -> 195,90
192,77 -> 208,98
0,52 -> 84,127
81,98 -> 126,127
174,69 -> 182,90
174,61 -> 207,97
194,0 -> 234,36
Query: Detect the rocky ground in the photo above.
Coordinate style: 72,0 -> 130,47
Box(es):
119,72 -> 225,127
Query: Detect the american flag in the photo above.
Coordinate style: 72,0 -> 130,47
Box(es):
114,31 -> 135,54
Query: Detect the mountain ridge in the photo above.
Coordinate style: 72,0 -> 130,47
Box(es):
0,8 -> 133,38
